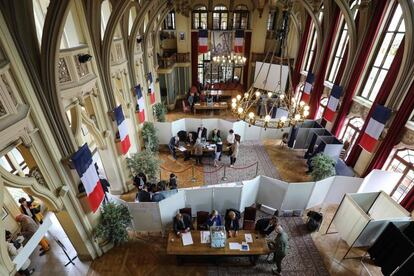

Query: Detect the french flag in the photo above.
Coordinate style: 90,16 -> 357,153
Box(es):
324,85 -> 342,122
359,105 -> 392,153
234,30 -> 244,53
114,105 -> 131,154
135,85 -> 145,123
71,144 -> 104,212
148,73 -> 155,104
198,30 -> 208,53
301,73 -> 314,103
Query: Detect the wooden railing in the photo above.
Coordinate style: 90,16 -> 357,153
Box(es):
158,52 -> 190,68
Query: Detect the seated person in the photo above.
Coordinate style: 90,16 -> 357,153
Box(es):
173,212 -> 192,236
5,231 -> 35,276
169,173 -> 178,189
135,186 -> 151,202
206,93 -> 213,105
186,132 -> 196,145
199,91 -> 206,102
211,129 -> 221,143
168,136 -> 179,160
205,210 -> 222,228
225,211 -> 240,237
255,216 -> 278,235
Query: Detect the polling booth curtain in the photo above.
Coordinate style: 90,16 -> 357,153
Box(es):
243,31 -> 252,90
191,31 -> 199,86
292,15 -> 311,91
346,39 -> 405,166
401,187 -> 414,212
309,7 -> 340,119
331,0 -> 389,136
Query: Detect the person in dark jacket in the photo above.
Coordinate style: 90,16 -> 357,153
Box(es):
205,210 -> 222,228
173,212 -> 192,236
168,136 -> 179,160
255,216 -> 278,235
197,127 -> 207,140
135,186 -> 151,202
133,172 -> 147,189
269,225 -> 289,275
225,211 -> 240,237
169,173 -> 178,189
18,196 -> 42,224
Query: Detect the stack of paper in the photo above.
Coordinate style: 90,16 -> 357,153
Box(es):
229,242 -> 241,250
182,232 -> 193,246
200,231 -> 211,244
245,233 -> 253,243
178,146 -> 187,152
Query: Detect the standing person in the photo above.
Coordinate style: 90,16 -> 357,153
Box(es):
194,139 -> 203,165
230,135 -> 240,168
227,129 -> 235,156
214,138 -> 223,167
211,129 -> 221,144
188,92 -> 194,112
169,173 -> 178,189
95,164 -> 110,204
255,216 -> 278,236
269,225 -> 289,275
5,231 -> 35,275
18,196 -> 43,224
168,136 -> 179,160
15,214 -> 50,255
133,172 -> 147,190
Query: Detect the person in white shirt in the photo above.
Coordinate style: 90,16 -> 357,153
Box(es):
5,230 -> 35,275
226,129 -> 235,156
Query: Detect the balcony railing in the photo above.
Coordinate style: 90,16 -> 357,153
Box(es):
58,45 -> 93,85
158,52 -> 190,69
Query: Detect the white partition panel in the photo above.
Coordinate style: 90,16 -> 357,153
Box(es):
257,176 -> 288,210
213,186 -> 243,214
358,169 -> 402,194
306,177 -> 333,209
281,182 -> 315,210
154,122 -> 172,144
260,128 -> 288,140
201,118 -> 219,137
185,187 -> 213,216
128,202 -> 162,231
368,191 -> 410,219
324,176 -> 363,204
244,124 -> 262,141
171,119 -> 186,136
185,118 -> 202,132
158,191 -> 186,229
233,121 -> 246,141
218,119 -> 234,139
349,192 -> 378,213
240,177 -> 260,211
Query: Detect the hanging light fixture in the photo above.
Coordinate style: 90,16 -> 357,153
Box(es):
230,1 -> 310,129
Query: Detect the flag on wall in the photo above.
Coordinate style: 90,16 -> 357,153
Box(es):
359,104 -> 392,153
234,30 -> 244,53
323,85 -> 343,122
301,72 -> 314,102
71,144 -> 104,212
198,30 -> 208,53
148,73 -> 156,104
114,105 -> 131,154
135,85 -> 145,123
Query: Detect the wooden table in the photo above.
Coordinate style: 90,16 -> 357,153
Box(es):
166,230 -> 270,265
193,102 -> 228,115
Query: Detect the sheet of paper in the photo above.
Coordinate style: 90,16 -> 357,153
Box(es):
182,232 -> 193,246
245,233 -> 253,243
200,231 -> 211,244
178,146 -> 187,152
241,242 -> 250,251
229,242 -> 241,250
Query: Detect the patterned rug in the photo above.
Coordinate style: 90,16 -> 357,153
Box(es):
202,141 -> 280,185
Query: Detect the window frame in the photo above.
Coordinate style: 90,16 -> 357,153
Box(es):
386,148 -> 414,202
233,5 -> 249,30
339,116 -> 365,158
163,10 -> 176,30
212,5 -> 228,30
192,5 -> 208,29
326,17 -> 349,83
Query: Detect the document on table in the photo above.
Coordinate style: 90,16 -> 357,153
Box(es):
178,146 -> 187,152
245,233 -> 253,243
182,232 -> 193,246
201,231 -> 211,244
229,242 -> 241,250
241,242 -> 250,251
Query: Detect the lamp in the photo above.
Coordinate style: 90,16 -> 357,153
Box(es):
78,54 -> 92,63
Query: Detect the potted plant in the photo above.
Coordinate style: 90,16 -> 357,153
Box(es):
310,153 -> 336,181
126,149 -> 162,182
141,122 -> 159,152
95,202 -> 132,246
153,102 -> 167,122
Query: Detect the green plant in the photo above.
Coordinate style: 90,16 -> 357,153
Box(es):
95,203 -> 132,246
153,102 -> 167,122
310,153 -> 336,181
126,149 -> 162,182
141,122 -> 159,152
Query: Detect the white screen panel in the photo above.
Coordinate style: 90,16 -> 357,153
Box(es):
201,118 -> 219,138
154,122 -> 172,144
185,188 -> 213,216
213,186 -> 243,215
127,202 -> 162,231
240,177 -> 260,211
358,169 -> 402,194
232,121 -> 246,142
254,62 -> 289,91
158,191 -> 186,229
185,118 -> 202,132
306,177 -> 333,209
257,176 -> 288,210
281,182 -> 315,210
325,176 -> 363,204
171,119 -> 186,136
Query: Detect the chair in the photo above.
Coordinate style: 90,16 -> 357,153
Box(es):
182,100 -> 190,113
196,211 -> 210,230
179,207 -> 192,217
243,206 -> 257,230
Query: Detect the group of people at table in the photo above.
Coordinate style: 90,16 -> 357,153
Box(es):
173,210 -> 289,275
168,127 -> 241,167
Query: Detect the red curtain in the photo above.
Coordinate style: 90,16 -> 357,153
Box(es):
243,31 -> 252,91
346,39 -> 405,166
401,185 -> 414,212
292,15 -> 311,90
331,0 -> 389,135
309,7 -> 340,118
191,31 -> 199,86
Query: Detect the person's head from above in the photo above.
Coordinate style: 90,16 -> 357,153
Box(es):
228,211 -> 236,220
213,129 -> 218,134
275,225 -> 284,234
175,212 -> 183,221
5,230 -> 11,241
149,183 -> 157,193
188,132 -> 193,138
15,214 -> 26,222
170,173 -> 176,179
229,129 -> 234,134
18,197 -> 28,206
211,209 -> 218,218
270,216 -> 278,225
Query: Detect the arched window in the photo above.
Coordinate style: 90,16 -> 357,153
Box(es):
213,5 -> 228,30
192,5 -> 207,29
267,9 -> 278,31
386,148 -> 414,202
0,148 -> 29,176
101,0 -> 112,39
360,4 -> 405,102
163,10 -> 176,30
339,116 -> 364,157
316,97 -> 328,119
303,9 -> 323,72
32,0 -> 50,46
233,5 -> 249,29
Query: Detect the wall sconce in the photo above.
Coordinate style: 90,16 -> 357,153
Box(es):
78,54 -> 93,63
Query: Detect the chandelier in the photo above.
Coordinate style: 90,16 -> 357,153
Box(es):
230,2 -> 310,129
212,52 -> 247,66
